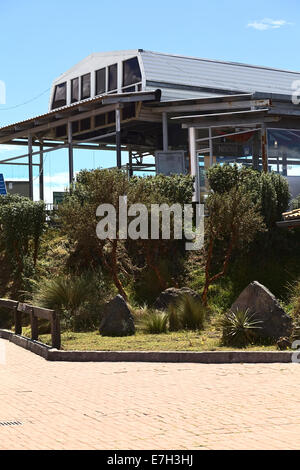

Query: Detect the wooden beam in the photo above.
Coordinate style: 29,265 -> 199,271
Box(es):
150,99 -> 271,114
0,104 -> 118,144
182,116 -> 281,129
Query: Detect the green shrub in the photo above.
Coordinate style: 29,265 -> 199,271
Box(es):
168,294 -> 207,331
30,272 -> 103,331
207,164 -> 290,230
142,312 -> 169,334
0,195 -> 46,281
220,309 -> 262,347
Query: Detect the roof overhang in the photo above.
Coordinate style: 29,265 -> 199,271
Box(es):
0,89 -> 161,145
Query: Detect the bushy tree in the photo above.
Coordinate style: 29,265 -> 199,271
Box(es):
127,174 -> 194,290
59,169 -> 131,299
202,186 -> 265,305
59,169 -> 194,300
207,164 -> 290,229
0,195 -> 46,279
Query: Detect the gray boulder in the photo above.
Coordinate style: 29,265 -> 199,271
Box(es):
100,295 -> 135,337
231,281 -> 292,340
153,287 -> 201,310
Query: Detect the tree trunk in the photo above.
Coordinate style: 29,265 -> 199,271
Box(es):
202,235 -> 235,306
202,237 -> 214,305
145,246 -> 167,291
98,241 -> 128,301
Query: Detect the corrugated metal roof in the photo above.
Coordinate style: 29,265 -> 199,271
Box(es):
0,90 -> 160,134
141,51 -> 300,100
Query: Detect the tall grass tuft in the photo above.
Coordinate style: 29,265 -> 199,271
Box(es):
32,275 -> 92,311
30,273 -> 98,330
142,312 -> 169,334
168,294 -> 207,331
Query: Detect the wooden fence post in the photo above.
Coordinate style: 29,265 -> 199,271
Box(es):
14,306 -> 22,335
51,312 -> 61,350
30,309 -> 38,341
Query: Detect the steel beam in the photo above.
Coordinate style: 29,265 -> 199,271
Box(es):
68,122 -> 74,185
115,107 -> 122,169
28,134 -> 33,200
39,142 -> 44,201
162,112 -> 168,152
261,125 -> 268,173
189,127 -> 200,204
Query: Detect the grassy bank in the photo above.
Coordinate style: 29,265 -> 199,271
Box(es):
35,330 -> 278,352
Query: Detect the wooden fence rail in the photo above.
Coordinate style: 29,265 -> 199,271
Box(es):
0,299 -> 61,349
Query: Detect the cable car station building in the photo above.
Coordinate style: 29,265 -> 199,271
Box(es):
1,49 -> 300,202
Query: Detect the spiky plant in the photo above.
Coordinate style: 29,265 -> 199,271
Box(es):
220,309 -> 262,347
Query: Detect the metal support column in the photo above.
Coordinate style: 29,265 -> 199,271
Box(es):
128,148 -> 133,178
209,127 -> 213,167
39,141 -> 44,201
189,127 -> 200,204
28,134 -> 33,200
162,112 -> 168,152
116,106 -> 122,169
252,130 -> 260,171
282,154 -> 288,176
261,125 -> 269,173
67,121 -> 74,185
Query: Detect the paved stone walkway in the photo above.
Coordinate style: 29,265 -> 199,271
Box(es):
1,339 -> 300,450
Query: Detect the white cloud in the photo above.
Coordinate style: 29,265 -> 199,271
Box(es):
247,18 -> 292,31
33,171 -> 79,203
43,171 -> 71,186
0,144 -> 25,154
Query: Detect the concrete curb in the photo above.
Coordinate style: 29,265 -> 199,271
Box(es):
0,329 -> 295,363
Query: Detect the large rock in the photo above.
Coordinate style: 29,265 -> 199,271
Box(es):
231,281 -> 292,340
153,287 -> 201,311
100,295 -> 135,337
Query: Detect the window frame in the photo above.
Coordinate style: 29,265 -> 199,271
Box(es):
81,73 -> 91,100
95,67 -> 106,96
51,82 -> 67,110
71,77 -> 79,104
108,63 -> 118,93
122,57 -> 142,89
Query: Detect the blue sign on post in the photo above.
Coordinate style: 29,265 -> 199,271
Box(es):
0,174 -> 7,195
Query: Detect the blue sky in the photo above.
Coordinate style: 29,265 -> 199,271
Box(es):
0,0 -> 299,201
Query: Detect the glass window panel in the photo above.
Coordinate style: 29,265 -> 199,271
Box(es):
81,73 -> 91,100
123,57 -> 142,87
95,68 -> 106,95
268,129 -> 300,177
108,64 -> 118,92
122,86 -> 136,93
52,82 -> 67,109
71,78 -> 79,103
